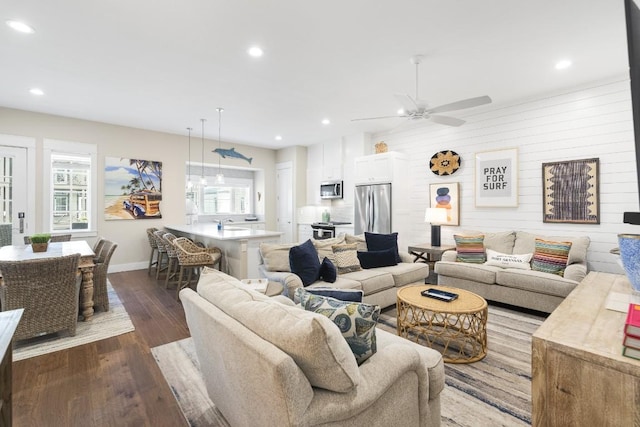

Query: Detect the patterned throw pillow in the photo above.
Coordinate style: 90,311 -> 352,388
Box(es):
296,288 -> 380,364
454,235 -> 486,263
531,238 -> 572,277
332,243 -> 362,274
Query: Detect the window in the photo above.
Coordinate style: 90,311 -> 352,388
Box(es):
43,140 -> 97,235
201,179 -> 252,215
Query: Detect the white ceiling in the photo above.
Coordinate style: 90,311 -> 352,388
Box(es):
0,0 -> 630,149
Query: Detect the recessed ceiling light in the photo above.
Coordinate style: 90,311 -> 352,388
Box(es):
321,119 -> 330,125
397,108 -> 405,115
248,46 -> 263,57
29,88 -> 44,96
6,20 -> 35,34
555,59 -> 572,70
275,135 -> 282,141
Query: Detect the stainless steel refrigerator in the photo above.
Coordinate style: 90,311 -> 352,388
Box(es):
354,183 -> 392,234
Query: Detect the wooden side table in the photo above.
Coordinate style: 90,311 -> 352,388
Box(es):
407,243 -> 456,284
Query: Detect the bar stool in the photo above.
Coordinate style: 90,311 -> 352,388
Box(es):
162,232 -> 180,289
146,227 -> 159,275
173,237 -> 222,300
153,230 -> 169,281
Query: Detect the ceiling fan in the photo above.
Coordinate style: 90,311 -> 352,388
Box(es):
352,55 -> 492,127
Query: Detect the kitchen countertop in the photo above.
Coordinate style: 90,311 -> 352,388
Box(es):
165,224 -> 282,241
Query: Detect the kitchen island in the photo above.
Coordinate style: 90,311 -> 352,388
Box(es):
165,223 -> 283,280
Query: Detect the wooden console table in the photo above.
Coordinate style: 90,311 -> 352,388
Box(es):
407,243 -> 455,284
0,309 -> 23,426
532,271 -> 640,426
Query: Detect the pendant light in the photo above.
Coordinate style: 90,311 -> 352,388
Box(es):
200,118 -> 207,186
215,107 -> 225,184
186,127 -> 193,189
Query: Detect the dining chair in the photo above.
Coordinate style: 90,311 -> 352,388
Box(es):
0,223 -> 11,247
0,253 -> 81,341
92,240 -> 118,312
93,237 -> 105,262
173,237 -> 222,300
146,227 -> 159,276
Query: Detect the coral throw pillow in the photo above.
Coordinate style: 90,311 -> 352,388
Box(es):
454,235 -> 486,263
531,238 -> 572,277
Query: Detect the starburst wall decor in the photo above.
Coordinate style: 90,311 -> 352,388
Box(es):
430,150 -> 461,176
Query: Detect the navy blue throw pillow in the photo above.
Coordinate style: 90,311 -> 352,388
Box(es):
304,287 -> 363,302
365,232 -> 401,263
319,257 -> 337,283
357,248 -> 398,269
289,239 -> 321,286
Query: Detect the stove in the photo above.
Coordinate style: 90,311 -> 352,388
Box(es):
311,222 -> 352,239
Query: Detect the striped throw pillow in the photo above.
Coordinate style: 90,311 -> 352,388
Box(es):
332,243 -> 362,274
454,235 -> 486,263
531,238 -> 572,277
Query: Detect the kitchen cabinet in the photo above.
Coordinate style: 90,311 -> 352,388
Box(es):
297,224 -> 313,242
321,139 -> 342,181
354,151 -> 407,184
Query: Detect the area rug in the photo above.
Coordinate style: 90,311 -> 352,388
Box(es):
13,280 -> 135,361
152,305 -> 544,427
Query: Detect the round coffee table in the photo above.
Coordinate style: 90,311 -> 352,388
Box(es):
396,284 -> 488,363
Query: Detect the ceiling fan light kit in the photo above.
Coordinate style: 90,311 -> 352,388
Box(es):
352,55 -> 492,127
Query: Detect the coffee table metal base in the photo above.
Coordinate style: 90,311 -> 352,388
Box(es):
397,285 -> 488,363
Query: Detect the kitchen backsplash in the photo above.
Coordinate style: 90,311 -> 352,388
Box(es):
298,204 -> 354,223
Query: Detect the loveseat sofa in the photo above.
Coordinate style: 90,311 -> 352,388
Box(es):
434,231 -> 590,313
180,267 -> 445,427
258,234 -> 429,309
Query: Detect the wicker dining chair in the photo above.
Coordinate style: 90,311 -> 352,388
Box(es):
92,239 -> 118,312
93,237 -> 105,262
0,253 -> 81,342
173,237 -> 222,300
146,227 -> 159,276
0,223 -> 11,247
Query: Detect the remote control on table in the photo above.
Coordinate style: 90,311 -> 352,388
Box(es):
421,288 -> 459,302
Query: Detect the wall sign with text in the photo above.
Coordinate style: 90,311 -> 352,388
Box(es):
475,148 -> 518,207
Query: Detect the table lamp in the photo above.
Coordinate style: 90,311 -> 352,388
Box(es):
425,208 -> 448,247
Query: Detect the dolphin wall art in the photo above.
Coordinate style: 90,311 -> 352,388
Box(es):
213,148 -> 253,164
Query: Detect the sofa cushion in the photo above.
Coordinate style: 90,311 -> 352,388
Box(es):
433,261 -> 500,285
365,232 -> 402,263
485,248 -> 532,270
454,235 -> 486,263
460,230 -> 516,254
319,257 -> 337,283
531,238 -> 572,277
260,242 -> 295,272
512,231 -> 590,265
197,268 -> 360,393
376,262 -> 429,287
345,234 -> 368,251
340,269 -> 395,295
357,248 -> 398,269
332,243 -> 362,274
289,239 -> 321,286
303,287 -> 364,302
312,235 -> 346,264
297,288 -> 381,365
496,268 -> 579,298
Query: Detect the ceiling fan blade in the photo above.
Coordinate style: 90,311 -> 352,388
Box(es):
393,93 -> 420,112
351,114 -> 407,122
429,115 -> 466,127
428,95 -> 492,114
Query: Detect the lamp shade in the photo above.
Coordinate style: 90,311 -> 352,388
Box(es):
425,208 -> 447,224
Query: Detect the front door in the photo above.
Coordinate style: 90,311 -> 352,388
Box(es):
276,162 -> 293,242
0,138 -> 32,245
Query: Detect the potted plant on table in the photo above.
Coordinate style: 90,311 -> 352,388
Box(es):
30,233 -> 51,252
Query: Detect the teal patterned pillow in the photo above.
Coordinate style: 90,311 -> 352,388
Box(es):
296,288 -> 380,364
454,235 -> 486,263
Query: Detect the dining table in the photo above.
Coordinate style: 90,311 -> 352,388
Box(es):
0,241 -> 97,321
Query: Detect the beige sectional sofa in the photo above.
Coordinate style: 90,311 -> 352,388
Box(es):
181,268 -> 445,427
434,231 -> 590,313
258,234 -> 429,309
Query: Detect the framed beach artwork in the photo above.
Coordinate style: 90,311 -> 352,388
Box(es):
475,148 -> 518,207
429,182 -> 460,226
542,158 -> 599,224
104,157 -> 163,220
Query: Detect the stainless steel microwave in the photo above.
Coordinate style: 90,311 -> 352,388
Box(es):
320,180 -> 343,199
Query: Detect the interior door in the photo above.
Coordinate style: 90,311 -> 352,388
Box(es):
0,146 -> 28,245
276,162 -> 293,242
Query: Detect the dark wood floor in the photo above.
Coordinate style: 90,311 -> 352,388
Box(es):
12,269 -> 191,426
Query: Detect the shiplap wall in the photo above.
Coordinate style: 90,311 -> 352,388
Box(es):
371,77 -> 640,274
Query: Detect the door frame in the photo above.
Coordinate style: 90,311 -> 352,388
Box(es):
0,134 -> 37,240
276,161 -> 294,243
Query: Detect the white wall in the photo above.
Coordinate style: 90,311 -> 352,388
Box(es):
370,77 -> 639,274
